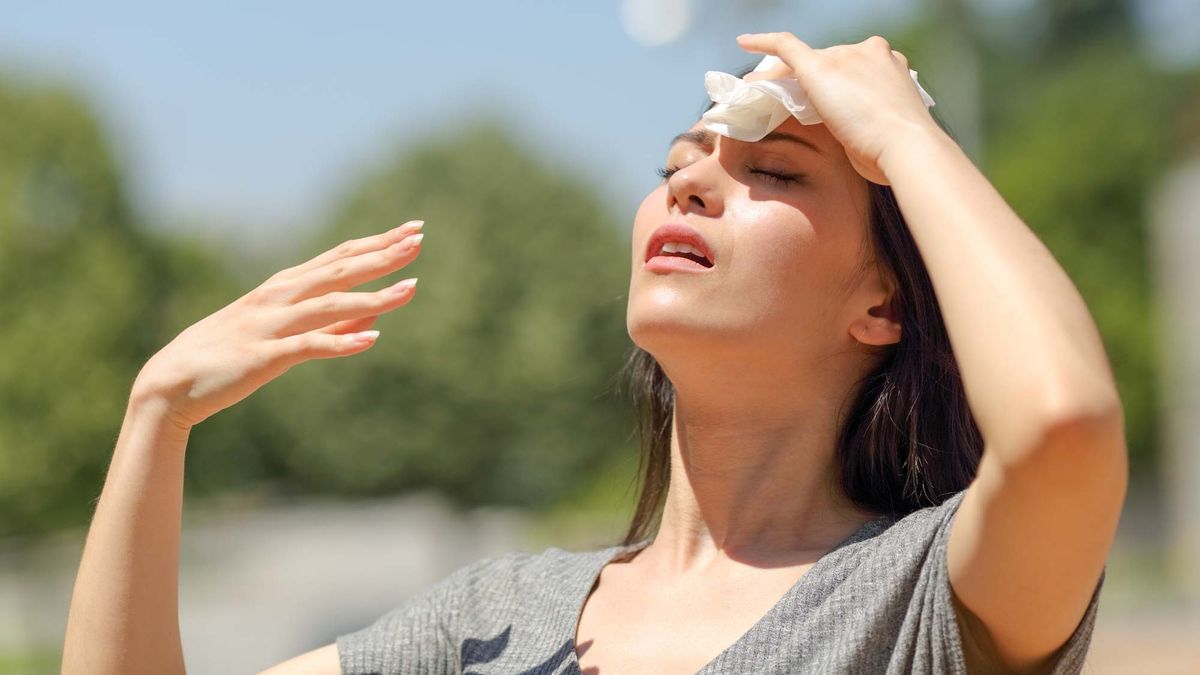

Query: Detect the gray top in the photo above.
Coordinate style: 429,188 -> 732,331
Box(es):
336,490 -> 1102,674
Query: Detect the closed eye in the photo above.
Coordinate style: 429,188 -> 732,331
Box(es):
747,166 -> 801,186
657,164 -> 801,186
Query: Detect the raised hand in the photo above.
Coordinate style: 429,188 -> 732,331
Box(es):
737,32 -> 945,185
131,220 -> 426,431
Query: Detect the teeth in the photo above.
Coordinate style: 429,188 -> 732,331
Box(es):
659,241 -> 700,256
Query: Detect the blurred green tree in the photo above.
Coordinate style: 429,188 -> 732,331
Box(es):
0,76 -> 157,537
0,75 -> 248,537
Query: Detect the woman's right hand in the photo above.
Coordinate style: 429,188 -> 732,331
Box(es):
131,220 -> 425,432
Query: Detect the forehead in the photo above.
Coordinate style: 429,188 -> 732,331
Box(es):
679,117 -> 838,154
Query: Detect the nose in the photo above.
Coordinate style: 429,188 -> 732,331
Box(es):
666,152 -> 725,218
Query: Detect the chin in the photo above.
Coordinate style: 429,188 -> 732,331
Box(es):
625,297 -> 747,361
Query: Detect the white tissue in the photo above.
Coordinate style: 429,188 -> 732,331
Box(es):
701,55 -> 937,142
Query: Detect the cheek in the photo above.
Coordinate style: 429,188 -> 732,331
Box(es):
735,203 -> 815,278
733,203 -> 854,317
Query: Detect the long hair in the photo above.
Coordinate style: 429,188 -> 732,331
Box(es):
617,66 -> 983,548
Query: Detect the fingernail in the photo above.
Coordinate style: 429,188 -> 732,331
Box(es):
392,220 -> 423,236
349,330 -> 380,344
406,233 -> 424,248
387,277 -> 418,294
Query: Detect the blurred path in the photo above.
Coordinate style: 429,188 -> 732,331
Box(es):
1088,610 -> 1200,673
0,491 -> 536,674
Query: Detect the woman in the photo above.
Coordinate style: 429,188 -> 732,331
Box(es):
62,33 -> 1126,674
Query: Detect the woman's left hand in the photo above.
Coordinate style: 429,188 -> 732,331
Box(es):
738,32 -> 946,185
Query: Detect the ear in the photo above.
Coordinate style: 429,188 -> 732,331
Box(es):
844,294 -> 902,345
848,290 -> 902,348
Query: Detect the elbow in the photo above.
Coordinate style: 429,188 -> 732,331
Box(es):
994,383 -> 1128,486
1036,383 -> 1125,450
1016,390 -> 1129,493
1042,401 -> 1126,460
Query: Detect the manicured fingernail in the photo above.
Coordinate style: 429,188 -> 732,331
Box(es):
406,233 -> 424,248
387,277 -> 418,294
349,330 -> 380,344
392,220 -> 423,236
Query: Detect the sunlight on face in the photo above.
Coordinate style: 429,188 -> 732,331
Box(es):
626,116 -> 875,370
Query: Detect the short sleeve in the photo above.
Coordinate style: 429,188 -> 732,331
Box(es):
336,556 -> 496,675
921,492 -> 1104,675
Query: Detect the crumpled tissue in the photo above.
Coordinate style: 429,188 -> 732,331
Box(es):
701,55 -> 937,142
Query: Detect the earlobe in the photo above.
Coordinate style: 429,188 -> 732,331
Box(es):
851,297 -> 902,347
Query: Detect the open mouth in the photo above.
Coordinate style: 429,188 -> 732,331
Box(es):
651,243 -> 714,268
644,224 -> 717,271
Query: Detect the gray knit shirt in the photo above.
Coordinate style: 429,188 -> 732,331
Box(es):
336,490 -> 1102,674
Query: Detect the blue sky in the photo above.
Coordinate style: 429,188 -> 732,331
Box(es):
2,0 -> 1195,250
0,0 -> 917,247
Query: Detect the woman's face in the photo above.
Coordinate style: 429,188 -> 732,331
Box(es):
627,116 -> 883,369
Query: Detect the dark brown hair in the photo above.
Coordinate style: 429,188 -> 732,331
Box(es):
617,67 -> 983,548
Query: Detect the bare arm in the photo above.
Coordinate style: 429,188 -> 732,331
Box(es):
61,221 -> 425,674
881,125 -> 1123,468
881,124 -> 1125,670
61,394 -> 192,674
63,396 -> 340,675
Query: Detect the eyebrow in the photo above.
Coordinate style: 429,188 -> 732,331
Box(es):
668,128 -> 824,157
668,129 -> 715,149
759,131 -> 825,157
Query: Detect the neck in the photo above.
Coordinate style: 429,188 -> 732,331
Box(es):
643,348 -> 880,574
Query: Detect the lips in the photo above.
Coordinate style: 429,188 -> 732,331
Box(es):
644,223 -> 715,267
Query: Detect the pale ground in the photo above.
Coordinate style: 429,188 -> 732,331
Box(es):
1087,611 -> 1200,674
1,490 -> 1196,673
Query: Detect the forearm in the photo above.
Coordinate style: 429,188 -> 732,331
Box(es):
880,123 -> 1122,462
62,391 -> 190,675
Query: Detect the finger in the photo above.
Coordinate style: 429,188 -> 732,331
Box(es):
736,32 -> 817,75
281,231 -> 423,304
270,329 -> 382,367
890,49 -> 909,68
270,279 -> 418,337
862,34 -> 892,52
273,220 -> 424,282
743,62 -> 793,82
319,313 -> 380,336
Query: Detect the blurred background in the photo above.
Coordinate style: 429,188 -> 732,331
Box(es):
1,0 -> 1198,672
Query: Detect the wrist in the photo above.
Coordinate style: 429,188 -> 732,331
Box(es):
127,383 -> 193,439
878,120 -> 962,182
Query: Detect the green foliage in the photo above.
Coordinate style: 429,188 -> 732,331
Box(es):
248,122 -> 637,509
0,76 -> 148,535
0,645 -> 58,675
0,76 -> 245,536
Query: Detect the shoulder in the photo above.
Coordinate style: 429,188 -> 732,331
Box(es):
835,491 -> 966,561
445,542 -> 629,606
806,491 -> 969,597
337,542 -> 631,674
